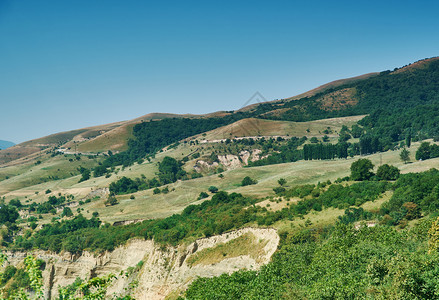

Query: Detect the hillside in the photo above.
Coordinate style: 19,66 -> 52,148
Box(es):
2,57 -> 439,299
4,56 -> 438,168
0,140 -> 15,150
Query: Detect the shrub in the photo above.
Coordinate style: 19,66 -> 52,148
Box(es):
377,164 -> 400,180
198,192 -> 209,200
241,176 -> 257,186
208,186 -> 219,193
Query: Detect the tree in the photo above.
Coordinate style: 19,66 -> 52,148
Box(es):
61,207 -> 73,218
78,167 -> 90,183
278,178 -> 287,186
350,159 -> 374,181
376,164 -> 400,180
416,142 -> 431,160
405,134 -> 411,148
310,137 -> 319,143
400,148 -> 410,164
241,176 -> 257,186
208,186 -> 218,193
105,195 -> 118,206
198,192 -> 209,200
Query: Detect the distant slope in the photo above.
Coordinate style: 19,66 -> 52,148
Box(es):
0,112 -> 205,165
191,116 -> 365,141
4,56 -> 439,166
0,140 -> 15,150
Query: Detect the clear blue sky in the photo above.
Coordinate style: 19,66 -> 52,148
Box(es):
1,0 -> 438,143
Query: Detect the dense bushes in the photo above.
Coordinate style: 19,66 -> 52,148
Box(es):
184,222 -> 439,299
102,115 -> 247,168
15,192 -> 256,253
109,156 -> 186,195
376,164 -> 400,180
381,169 -> 439,223
416,142 -> 439,161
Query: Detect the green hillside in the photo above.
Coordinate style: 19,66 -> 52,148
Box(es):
2,57 -> 439,299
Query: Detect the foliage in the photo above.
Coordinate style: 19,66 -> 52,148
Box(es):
208,186 -> 218,193
105,195 -> 118,206
198,192 -> 208,200
109,157 -> 186,195
381,169 -> 439,224
278,178 -> 287,186
400,147 -> 410,163
376,164 -> 400,180
350,158 -> 374,181
241,176 -> 257,186
61,207 -> 74,218
338,207 -> 373,224
0,206 -> 18,225
416,142 -> 439,161
184,223 -> 439,299
78,167 -> 90,183
303,142 -> 350,160
102,115 -> 247,168
14,192 -> 256,253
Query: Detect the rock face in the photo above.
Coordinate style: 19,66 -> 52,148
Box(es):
194,149 -> 267,172
4,227 -> 279,299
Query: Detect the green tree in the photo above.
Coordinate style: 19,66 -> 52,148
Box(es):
278,178 -> 287,186
208,186 -> 218,193
416,142 -> 431,160
400,147 -> 410,164
241,176 -> 257,186
105,195 -> 118,206
376,164 -> 400,180
350,159 -> 374,181
405,134 -> 411,148
61,207 -> 74,218
78,167 -> 90,183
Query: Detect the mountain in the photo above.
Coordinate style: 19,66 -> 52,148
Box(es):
0,140 -> 15,150
1,57 -> 439,299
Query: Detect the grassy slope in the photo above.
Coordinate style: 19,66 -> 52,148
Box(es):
0,134 -> 431,226
190,115 -> 365,141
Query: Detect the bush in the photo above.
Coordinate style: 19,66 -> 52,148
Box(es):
105,195 -> 118,206
241,176 -> 257,186
61,207 -> 73,218
208,186 -> 219,193
198,192 -> 209,200
377,164 -> 400,180
273,187 -> 286,195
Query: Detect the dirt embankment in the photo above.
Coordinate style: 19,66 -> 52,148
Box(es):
5,227 -> 279,299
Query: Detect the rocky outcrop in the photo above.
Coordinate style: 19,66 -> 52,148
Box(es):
4,227 -> 279,299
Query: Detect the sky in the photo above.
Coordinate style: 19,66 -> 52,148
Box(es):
1,0 -> 439,143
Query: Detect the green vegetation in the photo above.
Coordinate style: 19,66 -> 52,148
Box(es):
183,220 -> 439,299
400,147 -> 410,163
13,192 -> 257,253
108,156 -> 189,195
241,176 -> 257,186
350,158 -> 374,181
303,142 -> 350,160
102,115 -> 248,168
416,141 -> 439,161
376,164 -> 400,180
